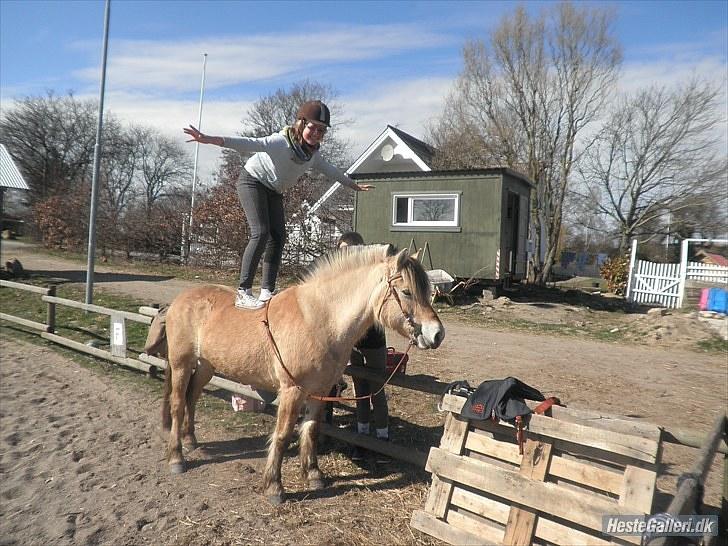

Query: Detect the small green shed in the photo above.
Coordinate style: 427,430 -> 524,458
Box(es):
352,168 -> 533,281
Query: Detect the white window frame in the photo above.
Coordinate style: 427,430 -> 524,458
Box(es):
392,193 -> 460,227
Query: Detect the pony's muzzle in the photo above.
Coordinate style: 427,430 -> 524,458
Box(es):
418,322 -> 445,349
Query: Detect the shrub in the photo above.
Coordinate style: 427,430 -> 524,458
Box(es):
600,254 -> 630,295
33,189 -> 89,249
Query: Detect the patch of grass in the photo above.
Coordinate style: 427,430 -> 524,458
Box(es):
0,278 -> 150,351
435,305 -> 630,343
695,336 -> 728,355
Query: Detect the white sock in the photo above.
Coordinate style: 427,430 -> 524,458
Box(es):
357,422 -> 370,435
376,427 -> 389,440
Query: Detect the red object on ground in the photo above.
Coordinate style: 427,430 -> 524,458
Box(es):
385,347 -> 408,374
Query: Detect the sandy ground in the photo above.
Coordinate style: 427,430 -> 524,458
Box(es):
1,241 -> 726,545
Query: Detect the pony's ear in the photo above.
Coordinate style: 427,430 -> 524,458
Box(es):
395,248 -> 410,270
411,249 -> 422,262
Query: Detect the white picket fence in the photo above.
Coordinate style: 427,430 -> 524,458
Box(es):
626,238 -> 728,309
628,259 -> 682,308
686,262 -> 728,284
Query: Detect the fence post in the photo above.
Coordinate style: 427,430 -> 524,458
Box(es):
677,239 -> 689,308
625,239 -> 638,301
46,285 -> 56,333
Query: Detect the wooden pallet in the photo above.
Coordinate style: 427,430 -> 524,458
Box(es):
411,394 -> 662,546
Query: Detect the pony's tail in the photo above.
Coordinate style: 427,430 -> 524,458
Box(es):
162,365 -> 172,432
145,306 -> 171,431
144,305 -> 168,358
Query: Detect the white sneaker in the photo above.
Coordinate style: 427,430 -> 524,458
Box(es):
258,288 -> 276,302
234,288 -> 264,310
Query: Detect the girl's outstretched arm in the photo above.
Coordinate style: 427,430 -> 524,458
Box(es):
183,125 -> 224,146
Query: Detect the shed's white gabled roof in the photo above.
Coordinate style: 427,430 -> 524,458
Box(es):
347,125 -> 434,175
0,144 -> 29,190
308,126 -> 435,216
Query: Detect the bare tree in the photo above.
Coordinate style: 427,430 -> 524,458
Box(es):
99,119 -> 138,222
0,92 -> 97,203
428,2 -> 621,283
574,79 -> 728,253
128,125 -> 192,210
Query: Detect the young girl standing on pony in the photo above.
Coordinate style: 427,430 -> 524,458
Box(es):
184,100 -> 373,309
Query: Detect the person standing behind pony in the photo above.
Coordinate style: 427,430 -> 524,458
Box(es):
337,232 -> 390,463
183,101 -> 373,309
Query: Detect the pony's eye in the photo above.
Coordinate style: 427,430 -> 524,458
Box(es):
401,289 -> 412,297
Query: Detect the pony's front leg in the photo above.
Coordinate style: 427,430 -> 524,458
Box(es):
300,399 -> 324,490
263,387 -> 304,505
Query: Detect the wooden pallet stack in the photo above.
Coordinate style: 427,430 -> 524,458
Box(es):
411,394 -> 663,546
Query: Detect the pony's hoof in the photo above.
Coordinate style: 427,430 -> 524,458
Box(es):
266,492 -> 285,506
308,478 -> 325,491
169,462 -> 185,475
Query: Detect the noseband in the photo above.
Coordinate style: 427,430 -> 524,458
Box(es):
377,272 -> 420,343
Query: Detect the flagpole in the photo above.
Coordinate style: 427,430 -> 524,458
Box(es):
85,0 -> 111,305
186,53 -> 207,262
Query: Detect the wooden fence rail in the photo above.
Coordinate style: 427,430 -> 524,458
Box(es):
1,279 -> 726,528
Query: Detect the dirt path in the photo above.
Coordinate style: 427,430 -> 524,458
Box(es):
1,241 -> 726,544
3,240 -> 196,305
0,338 -> 434,546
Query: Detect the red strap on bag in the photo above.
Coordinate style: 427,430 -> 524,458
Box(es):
533,396 -> 562,415
517,397 -> 562,454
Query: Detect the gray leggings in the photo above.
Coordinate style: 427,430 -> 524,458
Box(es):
236,173 -> 286,290
351,346 -> 389,430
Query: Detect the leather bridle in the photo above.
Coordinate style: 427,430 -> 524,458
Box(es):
261,272 -> 417,403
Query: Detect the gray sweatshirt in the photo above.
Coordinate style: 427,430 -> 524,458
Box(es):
222,130 -> 358,194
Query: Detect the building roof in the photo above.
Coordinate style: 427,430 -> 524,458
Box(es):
387,125 -> 435,166
351,167 -> 535,188
309,125 -> 436,215
696,250 -> 728,267
347,125 -> 434,175
0,144 -> 29,190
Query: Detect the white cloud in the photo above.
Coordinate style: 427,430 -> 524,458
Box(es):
72,24 -> 454,93
100,90 -> 255,181
72,76 -> 454,183
619,55 -> 727,94
340,77 -> 454,154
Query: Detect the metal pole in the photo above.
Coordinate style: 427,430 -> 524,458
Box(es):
85,0 -> 111,305
186,53 -> 207,262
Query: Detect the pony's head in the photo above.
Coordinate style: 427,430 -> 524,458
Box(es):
378,246 -> 445,350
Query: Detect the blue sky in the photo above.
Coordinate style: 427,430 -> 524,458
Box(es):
1,0 -> 726,180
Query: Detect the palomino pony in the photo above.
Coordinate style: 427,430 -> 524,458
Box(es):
145,245 -> 444,504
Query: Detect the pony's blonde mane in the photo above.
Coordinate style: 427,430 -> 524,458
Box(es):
302,244 -> 391,284
302,244 -> 432,304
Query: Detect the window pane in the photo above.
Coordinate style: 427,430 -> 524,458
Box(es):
395,197 -> 408,223
412,198 -> 455,222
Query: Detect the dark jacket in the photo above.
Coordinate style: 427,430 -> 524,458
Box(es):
459,377 -> 545,423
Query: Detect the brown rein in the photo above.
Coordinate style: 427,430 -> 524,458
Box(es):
261,274 -> 416,403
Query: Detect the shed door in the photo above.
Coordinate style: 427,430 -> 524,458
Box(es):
503,191 -> 520,275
